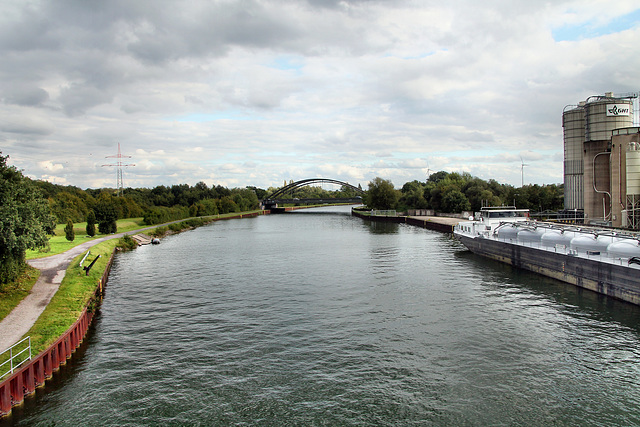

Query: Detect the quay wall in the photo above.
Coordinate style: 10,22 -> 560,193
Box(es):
458,235 -> 640,306
0,248 -> 116,417
351,209 -> 457,233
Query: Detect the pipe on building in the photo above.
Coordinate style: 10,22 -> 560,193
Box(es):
593,151 -> 612,221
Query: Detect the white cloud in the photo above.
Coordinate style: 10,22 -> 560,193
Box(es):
37,160 -> 64,172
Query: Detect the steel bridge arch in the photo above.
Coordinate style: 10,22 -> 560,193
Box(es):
264,178 -> 365,200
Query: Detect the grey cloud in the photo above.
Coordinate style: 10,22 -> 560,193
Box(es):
121,2 -> 303,64
0,117 -> 54,136
2,85 -> 49,106
0,10 -> 60,52
59,83 -> 113,116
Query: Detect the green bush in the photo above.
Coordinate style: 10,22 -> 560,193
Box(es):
64,219 -> 75,241
149,226 -> 168,237
143,206 -> 190,225
86,211 -> 96,237
117,234 -> 138,251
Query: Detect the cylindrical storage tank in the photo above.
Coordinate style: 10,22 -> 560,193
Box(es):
607,240 -> 640,258
541,230 -> 576,248
563,106 -> 585,210
626,143 -> 640,196
570,234 -> 613,253
585,99 -> 633,142
496,225 -> 518,241
517,228 -> 543,244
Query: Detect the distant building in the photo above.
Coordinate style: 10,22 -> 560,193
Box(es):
562,92 -> 639,228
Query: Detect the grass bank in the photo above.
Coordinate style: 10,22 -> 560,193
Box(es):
25,218 -> 147,260
0,265 -> 39,322
0,241 -> 116,371
25,240 -> 118,356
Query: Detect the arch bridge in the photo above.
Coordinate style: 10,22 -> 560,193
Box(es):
261,178 -> 365,211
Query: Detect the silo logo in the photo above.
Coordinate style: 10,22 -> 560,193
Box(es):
606,104 -> 631,116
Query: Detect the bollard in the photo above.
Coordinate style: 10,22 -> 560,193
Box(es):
83,255 -> 101,275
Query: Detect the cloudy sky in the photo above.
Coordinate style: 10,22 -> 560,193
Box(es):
1,0 -> 639,191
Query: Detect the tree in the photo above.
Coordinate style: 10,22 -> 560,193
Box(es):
86,211 -> 96,237
0,153 -> 56,286
399,180 -> 428,211
94,192 -> 118,234
441,189 -> 471,213
64,219 -> 75,241
365,177 -> 399,210
49,191 -> 89,223
219,196 -> 239,214
428,171 -> 449,184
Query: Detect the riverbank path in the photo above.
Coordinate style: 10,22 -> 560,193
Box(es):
0,228 -> 155,352
410,215 -> 461,228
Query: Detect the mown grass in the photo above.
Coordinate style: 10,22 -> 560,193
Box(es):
0,244 -> 114,373
0,265 -> 39,322
25,240 -> 118,356
25,217 -> 147,260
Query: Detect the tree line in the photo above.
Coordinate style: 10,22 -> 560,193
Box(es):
33,180 -> 263,229
365,172 -> 564,213
35,179 -> 364,229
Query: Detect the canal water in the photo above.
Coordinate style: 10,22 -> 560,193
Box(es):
5,206 -> 640,426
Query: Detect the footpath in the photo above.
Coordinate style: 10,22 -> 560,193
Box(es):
0,230 -> 140,352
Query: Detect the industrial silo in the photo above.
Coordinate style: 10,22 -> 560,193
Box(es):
585,98 -> 633,142
562,105 -> 585,210
583,97 -> 633,222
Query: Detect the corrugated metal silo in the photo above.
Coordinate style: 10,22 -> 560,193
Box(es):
585,99 -> 633,141
626,142 -> 640,194
562,106 -> 585,209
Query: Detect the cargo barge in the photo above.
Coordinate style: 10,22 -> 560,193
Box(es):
454,207 -> 640,305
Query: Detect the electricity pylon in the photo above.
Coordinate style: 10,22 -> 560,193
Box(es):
102,143 -> 135,196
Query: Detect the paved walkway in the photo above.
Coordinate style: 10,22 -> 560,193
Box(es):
0,229 -> 151,352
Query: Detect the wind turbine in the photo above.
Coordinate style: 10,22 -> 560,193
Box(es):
520,156 -> 528,187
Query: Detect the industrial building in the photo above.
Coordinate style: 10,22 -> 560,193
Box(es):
562,92 -> 640,229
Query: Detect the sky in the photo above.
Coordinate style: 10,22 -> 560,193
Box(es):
1,0 -> 639,191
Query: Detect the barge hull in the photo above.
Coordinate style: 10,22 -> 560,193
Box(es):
458,235 -> 640,305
